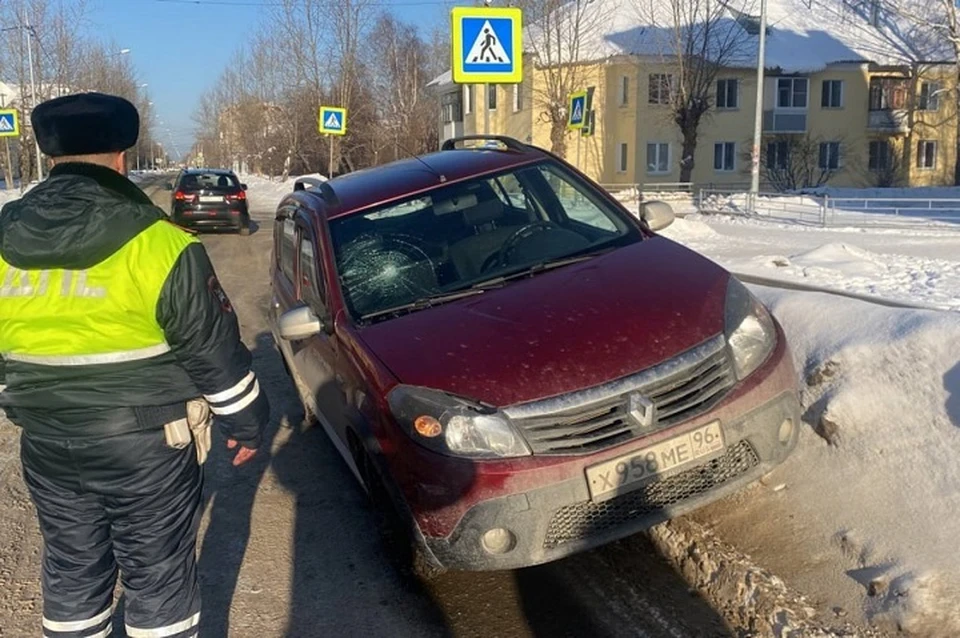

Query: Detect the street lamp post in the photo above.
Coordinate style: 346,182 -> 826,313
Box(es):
749,0 -> 769,210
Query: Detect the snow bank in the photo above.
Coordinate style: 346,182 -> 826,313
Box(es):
710,287 -> 960,636
239,173 -> 327,213
660,214 -> 960,312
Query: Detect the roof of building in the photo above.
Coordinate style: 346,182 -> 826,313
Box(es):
524,0 -> 952,73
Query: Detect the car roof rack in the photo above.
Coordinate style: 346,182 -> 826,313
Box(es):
440,135 -> 528,152
293,177 -> 327,191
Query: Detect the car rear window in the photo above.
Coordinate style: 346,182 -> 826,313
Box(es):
179,172 -> 239,190
329,160 -> 642,320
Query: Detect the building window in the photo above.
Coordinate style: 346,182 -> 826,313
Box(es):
917,140 -> 937,169
716,79 -> 739,109
646,142 -> 669,173
714,142 -> 736,171
919,82 -> 940,111
818,142 -> 840,170
869,77 -> 907,110
513,84 -> 522,112
868,140 -> 890,170
649,74 -> 674,105
616,143 -> 628,172
487,85 -> 497,111
463,85 -> 473,115
777,77 -> 808,108
619,76 -> 630,106
766,140 -> 789,169
821,80 -> 843,108
441,91 -> 462,124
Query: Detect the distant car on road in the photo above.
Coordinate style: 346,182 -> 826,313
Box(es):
268,135 -> 801,576
166,168 -> 251,235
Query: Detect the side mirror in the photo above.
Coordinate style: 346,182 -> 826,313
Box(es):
241,183 -> 248,191
278,304 -> 330,340
640,200 -> 675,232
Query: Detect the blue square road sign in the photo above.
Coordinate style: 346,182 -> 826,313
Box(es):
452,7 -> 522,84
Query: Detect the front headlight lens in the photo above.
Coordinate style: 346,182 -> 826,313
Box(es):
388,386 -> 532,459
724,277 -> 777,380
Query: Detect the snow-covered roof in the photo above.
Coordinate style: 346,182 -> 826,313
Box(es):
426,70 -> 453,89
526,0 -> 953,73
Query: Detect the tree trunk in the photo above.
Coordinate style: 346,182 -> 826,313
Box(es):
679,128 -> 698,184
550,117 -> 566,158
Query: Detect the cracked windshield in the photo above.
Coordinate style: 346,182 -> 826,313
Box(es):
330,162 -> 639,319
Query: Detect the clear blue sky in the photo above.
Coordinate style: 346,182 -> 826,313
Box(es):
84,0 -> 450,159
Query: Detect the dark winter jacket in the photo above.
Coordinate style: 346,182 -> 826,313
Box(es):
0,162 -> 267,447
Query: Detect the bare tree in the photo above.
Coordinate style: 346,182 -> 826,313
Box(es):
633,0 -> 756,183
746,134 -> 844,191
882,0 -> 960,182
521,0 -> 615,158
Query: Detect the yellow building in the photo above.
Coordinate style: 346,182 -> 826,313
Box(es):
429,0 -> 956,191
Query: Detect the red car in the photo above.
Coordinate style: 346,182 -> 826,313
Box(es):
269,136 -> 800,575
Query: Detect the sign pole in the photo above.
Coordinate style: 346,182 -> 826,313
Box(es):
484,84 -> 490,135
328,134 -> 334,178
577,134 -> 582,169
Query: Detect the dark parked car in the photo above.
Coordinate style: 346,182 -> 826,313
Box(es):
166,168 -> 251,234
269,136 -> 801,576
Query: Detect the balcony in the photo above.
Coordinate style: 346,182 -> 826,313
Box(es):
763,110 -> 807,133
867,109 -> 909,133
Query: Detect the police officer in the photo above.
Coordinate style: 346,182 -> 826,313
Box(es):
0,92 -> 269,637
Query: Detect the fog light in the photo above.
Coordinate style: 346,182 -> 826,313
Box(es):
778,418 -> 794,445
481,528 -> 516,555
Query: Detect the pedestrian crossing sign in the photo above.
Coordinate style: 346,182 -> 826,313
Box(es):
567,91 -> 587,129
451,7 -> 522,84
318,106 -> 347,136
0,110 -> 19,138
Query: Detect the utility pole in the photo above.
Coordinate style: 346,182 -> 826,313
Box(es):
23,11 -> 43,182
749,0 -> 768,208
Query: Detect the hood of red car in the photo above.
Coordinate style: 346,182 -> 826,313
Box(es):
357,236 -> 730,407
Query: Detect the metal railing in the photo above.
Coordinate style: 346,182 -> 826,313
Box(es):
696,188 -> 960,230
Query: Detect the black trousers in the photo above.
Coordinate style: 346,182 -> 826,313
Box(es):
21,428 -> 203,638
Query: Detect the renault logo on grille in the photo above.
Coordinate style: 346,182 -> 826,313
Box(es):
627,392 -> 656,428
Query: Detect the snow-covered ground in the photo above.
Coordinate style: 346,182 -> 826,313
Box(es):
239,172 -> 326,212
698,286 -> 960,636
660,214 -> 960,312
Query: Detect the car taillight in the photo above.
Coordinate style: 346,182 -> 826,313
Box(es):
227,191 -> 246,201
174,190 -> 195,202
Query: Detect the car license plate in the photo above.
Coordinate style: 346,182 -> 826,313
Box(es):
585,421 -> 725,502
200,195 -> 223,203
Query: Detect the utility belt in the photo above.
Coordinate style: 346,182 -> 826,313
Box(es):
162,398 -> 213,465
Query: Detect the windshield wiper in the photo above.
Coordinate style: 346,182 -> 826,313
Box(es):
471,248 -> 615,288
360,287 -> 488,321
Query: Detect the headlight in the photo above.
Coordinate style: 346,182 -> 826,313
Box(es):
724,277 -> 777,380
387,386 -> 532,459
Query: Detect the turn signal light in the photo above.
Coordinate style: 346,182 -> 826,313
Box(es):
414,416 -> 442,438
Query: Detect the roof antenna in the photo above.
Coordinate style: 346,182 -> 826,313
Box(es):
395,141 -> 447,183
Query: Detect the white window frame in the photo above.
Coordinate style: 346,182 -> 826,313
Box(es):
868,140 -> 891,171
463,84 -> 472,115
716,79 -> 739,109
917,140 -> 938,170
821,80 -> 844,109
619,75 -> 630,107
777,77 -> 809,109
513,84 -> 522,112
616,142 -> 628,173
919,82 -> 940,111
818,141 -> 841,170
648,74 -> 674,106
714,142 -> 736,172
646,142 -> 670,174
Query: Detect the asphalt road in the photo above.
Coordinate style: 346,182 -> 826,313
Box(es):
0,174 -> 737,638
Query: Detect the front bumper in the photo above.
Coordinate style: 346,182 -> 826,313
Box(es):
422,390 -> 800,571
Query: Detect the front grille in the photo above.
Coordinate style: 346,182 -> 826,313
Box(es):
507,335 -> 736,455
543,440 -> 759,548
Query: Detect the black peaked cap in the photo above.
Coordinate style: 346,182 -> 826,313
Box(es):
31,92 -> 139,157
